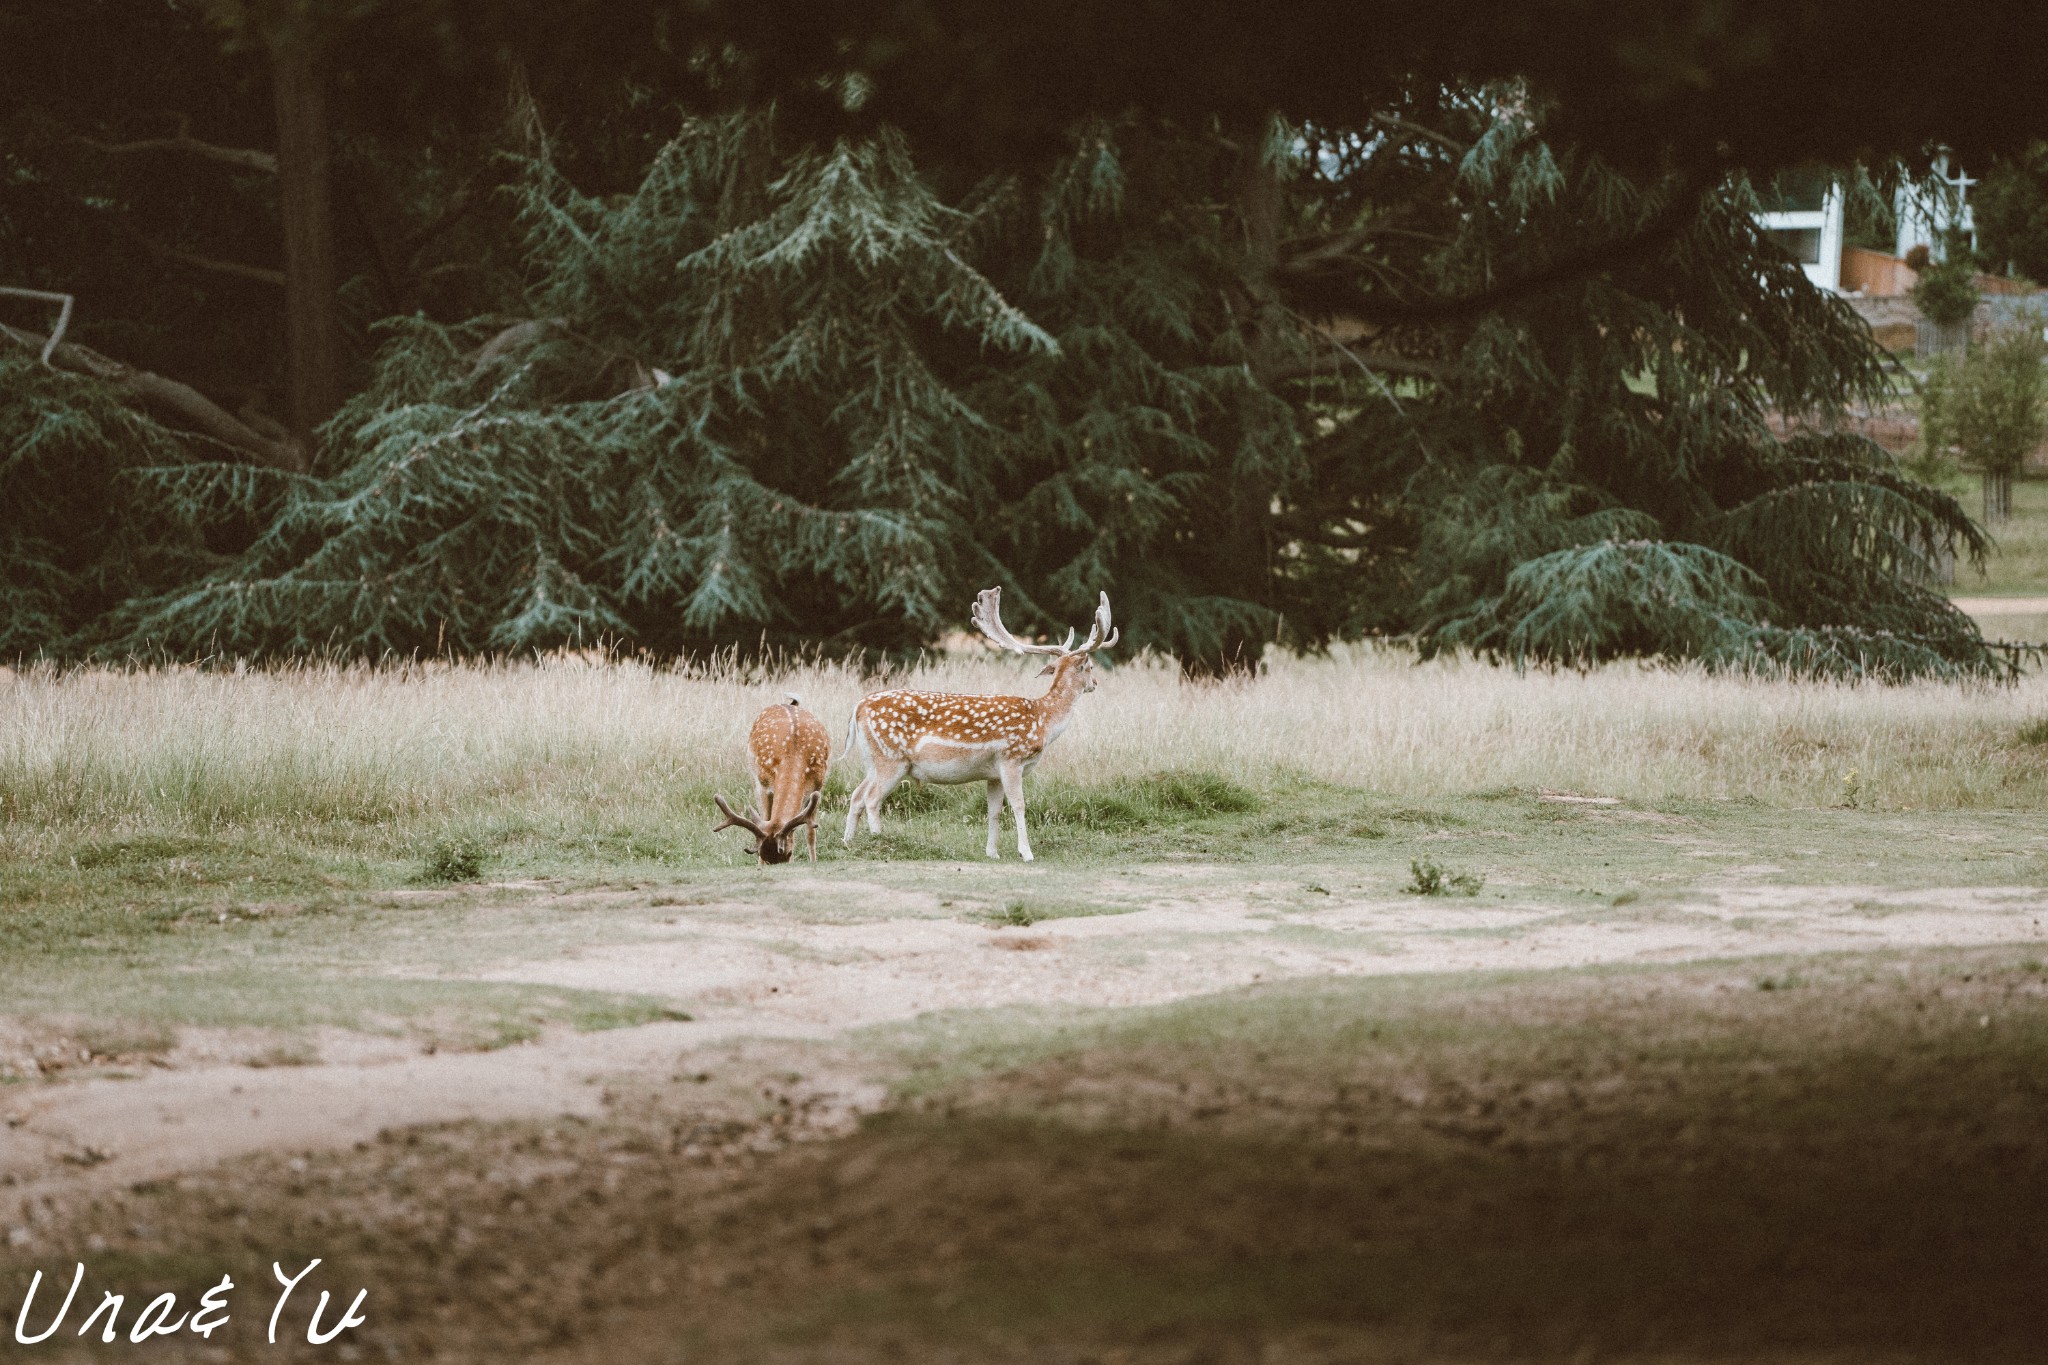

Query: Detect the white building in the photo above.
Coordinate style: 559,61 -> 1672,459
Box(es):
1755,169 -> 1845,292
1894,155 -> 1975,261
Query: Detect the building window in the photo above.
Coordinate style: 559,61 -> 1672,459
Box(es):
1766,227 -> 1824,265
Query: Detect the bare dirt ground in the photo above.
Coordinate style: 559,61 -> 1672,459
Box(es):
6,931 -> 2047,1364
1952,595 -> 2048,613
6,876 -> 2044,1206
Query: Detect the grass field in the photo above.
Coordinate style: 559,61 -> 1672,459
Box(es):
7,647 -> 2048,839
1,649 -> 2046,1047
1958,475 -> 2048,597
3,651 -> 2046,1361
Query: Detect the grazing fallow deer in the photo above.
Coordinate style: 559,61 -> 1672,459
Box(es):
713,695 -> 830,864
842,588 -> 1118,861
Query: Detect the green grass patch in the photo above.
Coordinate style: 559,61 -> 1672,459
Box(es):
1036,769 -> 1261,832
842,829 -> 955,860
984,898 -> 1131,928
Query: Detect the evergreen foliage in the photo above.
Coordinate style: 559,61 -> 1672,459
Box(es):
1973,144 -> 2048,283
964,124 -> 1307,667
1272,92 -> 1998,679
106,115 -> 1054,659
5,93 -> 2010,682
0,354 -> 222,656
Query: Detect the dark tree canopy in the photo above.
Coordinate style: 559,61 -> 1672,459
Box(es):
1974,144 -> 2048,283
0,3 -> 2032,677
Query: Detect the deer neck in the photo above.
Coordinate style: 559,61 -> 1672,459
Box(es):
1032,655 -> 1088,734
767,753 -> 811,827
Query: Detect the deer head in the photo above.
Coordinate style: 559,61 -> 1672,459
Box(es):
971,588 -> 1117,689
713,790 -> 820,865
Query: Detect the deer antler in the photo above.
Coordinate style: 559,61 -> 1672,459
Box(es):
1074,591 -> 1119,654
712,793 -> 770,841
970,587 -> 1067,656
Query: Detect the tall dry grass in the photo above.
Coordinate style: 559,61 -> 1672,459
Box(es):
1,648 -> 2045,836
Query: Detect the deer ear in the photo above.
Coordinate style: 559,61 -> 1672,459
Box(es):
1038,661 -> 1057,676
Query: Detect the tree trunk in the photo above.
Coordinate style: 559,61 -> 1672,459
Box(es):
1234,130 -> 1290,377
1983,468 -> 2014,523
269,20 -> 341,444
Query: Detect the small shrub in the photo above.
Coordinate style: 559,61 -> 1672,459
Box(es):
992,900 -> 1039,927
2020,718 -> 2048,746
420,834 -> 488,883
1912,250 -> 1981,327
1407,857 -> 1484,896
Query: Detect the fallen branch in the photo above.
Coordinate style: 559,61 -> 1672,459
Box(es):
0,322 -> 306,472
0,288 -> 74,363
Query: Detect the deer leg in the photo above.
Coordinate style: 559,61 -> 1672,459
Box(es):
863,761 -> 906,834
999,761 -> 1033,861
843,776 -> 869,843
806,814 -> 818,864
984,779 -> 1004,859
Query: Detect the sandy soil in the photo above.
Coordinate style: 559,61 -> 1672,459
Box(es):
4,877 -> 2044,1207
1951,595 -> 2048,613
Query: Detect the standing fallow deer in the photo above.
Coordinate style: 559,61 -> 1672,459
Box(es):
842,588 -> 1118,861
713,695 -> 830,864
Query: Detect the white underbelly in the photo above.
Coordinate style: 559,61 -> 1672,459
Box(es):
905,737 -> 1006,785
906,754 -> 1001,784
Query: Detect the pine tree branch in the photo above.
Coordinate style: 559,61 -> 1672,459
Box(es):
1370,114 -> 1471,157
73,117 -> 278,175
465,317 -> 567,379
1256,343 -> 1443,384
1277,174 -> 1709,326
0,322 -> 306,471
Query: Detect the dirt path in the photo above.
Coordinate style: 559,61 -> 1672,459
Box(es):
1952,595 -> 2048,614
5,879 -> 2045,1204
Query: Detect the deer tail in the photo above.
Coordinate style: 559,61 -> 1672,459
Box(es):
836,705 -> 863,770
